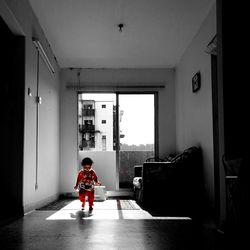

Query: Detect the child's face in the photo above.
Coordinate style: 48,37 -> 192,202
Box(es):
83,164 -> 92,171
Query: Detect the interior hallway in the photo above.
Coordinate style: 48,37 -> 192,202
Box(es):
0,1 -> 248,249
0,198 -> 225,250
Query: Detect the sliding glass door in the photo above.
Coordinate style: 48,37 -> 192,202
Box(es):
118,94 -> 155,188
78,92 -> 155,190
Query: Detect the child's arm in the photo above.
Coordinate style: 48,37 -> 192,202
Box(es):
96,180 -> 101,186
74,181 -> 79,190
74,171 -> 82,190
93,170 -> 101,185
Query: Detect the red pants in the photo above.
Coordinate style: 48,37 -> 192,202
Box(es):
79,189 -> 94,208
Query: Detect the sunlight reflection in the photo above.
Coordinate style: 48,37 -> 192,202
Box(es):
45,199 -> 192,221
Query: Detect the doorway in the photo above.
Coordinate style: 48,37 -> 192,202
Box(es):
77,92 -> 156,191
0,17 -> 25,224
118,94 -> 155,188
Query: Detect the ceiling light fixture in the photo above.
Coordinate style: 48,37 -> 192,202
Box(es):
118,23 -> 124,32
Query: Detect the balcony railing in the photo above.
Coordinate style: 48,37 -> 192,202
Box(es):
82,109 -> 95,116
89,141 -> 95,148
119,150 -> 154,188
78,150 -> 154,190
80,140 -> 95,149
79,124 -> 95,132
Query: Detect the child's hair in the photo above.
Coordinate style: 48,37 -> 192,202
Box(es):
81,157 -> 93,166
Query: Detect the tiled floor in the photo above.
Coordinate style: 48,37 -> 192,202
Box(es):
46,199 -> 192,221
0,199 -> 227,250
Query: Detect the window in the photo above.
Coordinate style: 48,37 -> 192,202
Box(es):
78,93 -> 156,190
118,94 -> 155,188
102,135 -> 107,151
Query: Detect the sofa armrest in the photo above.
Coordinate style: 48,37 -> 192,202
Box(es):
134,164 -> 143,177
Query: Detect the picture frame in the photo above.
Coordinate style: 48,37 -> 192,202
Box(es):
192,71 -> 201,93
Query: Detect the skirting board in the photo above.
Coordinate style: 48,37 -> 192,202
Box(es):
60,190 -> 133,199
107,190 -> 133,197
24,193 -> 59,214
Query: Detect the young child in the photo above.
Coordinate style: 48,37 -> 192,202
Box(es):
74,157 -> 101,212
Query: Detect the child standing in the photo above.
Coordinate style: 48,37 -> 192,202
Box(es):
74,157 -> 101,212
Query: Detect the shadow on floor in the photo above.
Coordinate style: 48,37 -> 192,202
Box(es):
70,210 -> 93,220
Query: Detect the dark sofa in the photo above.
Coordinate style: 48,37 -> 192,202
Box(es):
133,146 -> 203,216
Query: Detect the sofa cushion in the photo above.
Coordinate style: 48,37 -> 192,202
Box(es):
170,146 -> 200,163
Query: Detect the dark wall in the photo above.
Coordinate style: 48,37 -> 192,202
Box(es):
218,1 -> 249,247
220,1 -> 247,160
0,17 -> 25,225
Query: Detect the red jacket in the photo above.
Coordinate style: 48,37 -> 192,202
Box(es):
75,169 -> 98,191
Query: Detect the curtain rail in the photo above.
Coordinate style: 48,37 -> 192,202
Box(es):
66,84 -> 165,90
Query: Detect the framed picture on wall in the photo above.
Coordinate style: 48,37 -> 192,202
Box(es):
192,72 -> 201,93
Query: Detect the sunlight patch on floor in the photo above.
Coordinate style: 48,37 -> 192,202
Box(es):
46,200 -> 192,221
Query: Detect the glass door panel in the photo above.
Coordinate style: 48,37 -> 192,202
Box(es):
118,94 -> 155,188
78,93 -> 117,191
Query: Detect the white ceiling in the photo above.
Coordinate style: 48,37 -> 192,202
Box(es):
29,0 -> 215,68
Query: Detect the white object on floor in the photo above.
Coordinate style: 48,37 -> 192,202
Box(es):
94,185 -> 107,201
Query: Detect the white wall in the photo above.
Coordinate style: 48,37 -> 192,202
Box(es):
60,68 -> 176,193
1,0 -> 61,212
79,151 -> 116,191
175,4 -> 216,206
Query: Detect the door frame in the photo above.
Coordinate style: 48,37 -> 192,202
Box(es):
77,91 -> 159,190
116,91 -> 158,189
